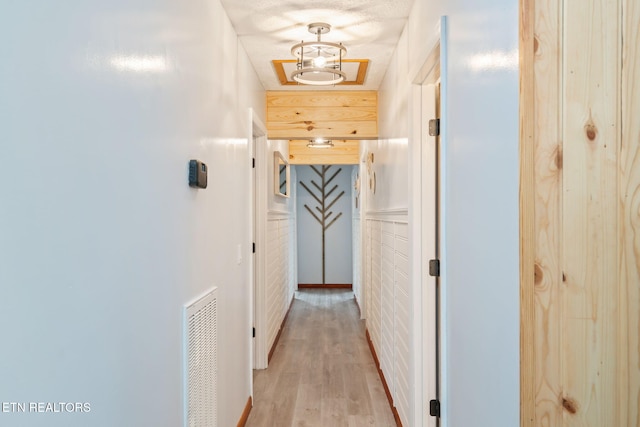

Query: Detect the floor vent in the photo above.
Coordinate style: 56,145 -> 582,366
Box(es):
185,287 -> 218,427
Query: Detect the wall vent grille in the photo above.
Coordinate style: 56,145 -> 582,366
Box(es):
185,287 -> 218,427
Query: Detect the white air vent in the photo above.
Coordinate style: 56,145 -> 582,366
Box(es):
185,287 -> 218,427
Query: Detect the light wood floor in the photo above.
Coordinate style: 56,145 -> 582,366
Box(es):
246,289 -> 397,427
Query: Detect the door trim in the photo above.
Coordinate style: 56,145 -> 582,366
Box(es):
410,16 -> 447,427
249,109 -> 268,371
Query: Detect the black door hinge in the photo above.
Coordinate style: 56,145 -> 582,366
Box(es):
429,399 -> 440,417
252,327 -> 256,338
429,119 -> 440,136
252,157 -> 255,168
429,259 -> 440,277
252,242 -> 256,253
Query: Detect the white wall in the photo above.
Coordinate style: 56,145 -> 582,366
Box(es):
362,139 -> 410,212
296,165 -> 353,285
373,0 -> 520,426
0,1 -> 264,426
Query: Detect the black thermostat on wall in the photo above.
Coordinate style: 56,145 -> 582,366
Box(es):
189,159 -> 207,189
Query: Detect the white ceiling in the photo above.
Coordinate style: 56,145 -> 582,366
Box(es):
218,0 -> 416,90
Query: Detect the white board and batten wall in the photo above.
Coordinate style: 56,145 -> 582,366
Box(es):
364,212 -> 412,426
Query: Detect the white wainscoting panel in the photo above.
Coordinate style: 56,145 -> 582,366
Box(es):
394,222 -> 410,427
364,220 -> 372,329
369,220 -> 382,352
380,221 -> 395,390
266,218 -> 292,353
365,216 -> 410,427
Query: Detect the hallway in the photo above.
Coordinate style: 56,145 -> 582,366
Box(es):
246,289 -> 397,427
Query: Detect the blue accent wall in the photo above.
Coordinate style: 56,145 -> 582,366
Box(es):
296,165 -> 353,285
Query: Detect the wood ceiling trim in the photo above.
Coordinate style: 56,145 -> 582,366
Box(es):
288,139 -> 360,165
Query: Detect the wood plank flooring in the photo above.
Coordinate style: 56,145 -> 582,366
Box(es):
246,289 -> 397,427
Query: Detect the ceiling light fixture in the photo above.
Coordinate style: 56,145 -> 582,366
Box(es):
307,138 -> 334,148
290,23 -> 346,86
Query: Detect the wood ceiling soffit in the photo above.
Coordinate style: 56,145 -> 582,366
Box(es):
266,91 -> 378,140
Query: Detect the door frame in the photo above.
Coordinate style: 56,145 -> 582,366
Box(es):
410,16 -> 447,427
249,109 -> 268,371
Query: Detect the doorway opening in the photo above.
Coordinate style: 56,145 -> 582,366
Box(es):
294,164 -> 357,289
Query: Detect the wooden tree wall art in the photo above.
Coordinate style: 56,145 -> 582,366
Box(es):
300,165 -> 345,285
